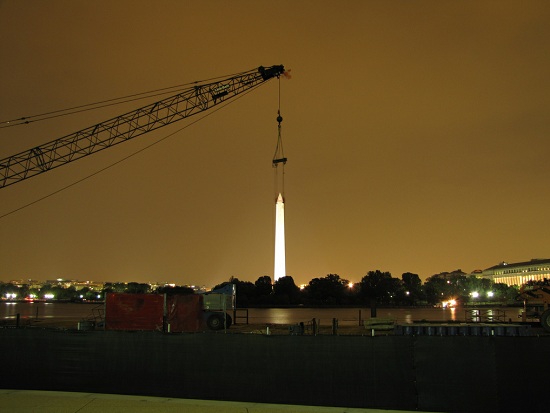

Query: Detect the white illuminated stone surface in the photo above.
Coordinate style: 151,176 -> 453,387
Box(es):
274,193 -> 286,281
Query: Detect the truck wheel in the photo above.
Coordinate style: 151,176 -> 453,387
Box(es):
540,309 -> 550,333
207,313 -> 225,330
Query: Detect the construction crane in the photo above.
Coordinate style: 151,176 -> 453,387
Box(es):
0,65 -> 286,189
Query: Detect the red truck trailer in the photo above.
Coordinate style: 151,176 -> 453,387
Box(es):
104,285 -> 235,332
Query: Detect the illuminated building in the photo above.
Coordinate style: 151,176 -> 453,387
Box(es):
482,258 -> 550,286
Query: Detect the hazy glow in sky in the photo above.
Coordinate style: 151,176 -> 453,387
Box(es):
1,1 -> 550,287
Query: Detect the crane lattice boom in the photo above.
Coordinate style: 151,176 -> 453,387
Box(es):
0,65 -> 285,189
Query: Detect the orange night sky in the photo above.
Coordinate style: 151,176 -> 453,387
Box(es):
1,1 -> 549,287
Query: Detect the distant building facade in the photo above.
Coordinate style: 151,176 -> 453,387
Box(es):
482,258 -> 550,286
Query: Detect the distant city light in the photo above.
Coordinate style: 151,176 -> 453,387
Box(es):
471,291 -> 479,298
44,293 -> 54,300
487,291 -> 494,298
442,299 -> 457,308
348,282 -> 354,289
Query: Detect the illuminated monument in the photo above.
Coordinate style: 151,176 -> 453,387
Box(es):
274,192 -> 286,280
272,110 -> 287,281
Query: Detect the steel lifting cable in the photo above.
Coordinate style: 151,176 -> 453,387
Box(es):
279,76 -> 285,199
0,82 -> 263,220
0,68 -> 256,129
273,154 -> 278,202
272,75 -> 287,200
273,77 -> 280,200
0,88 -> 189,128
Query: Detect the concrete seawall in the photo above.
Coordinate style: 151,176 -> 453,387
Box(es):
0,329 -> 548,412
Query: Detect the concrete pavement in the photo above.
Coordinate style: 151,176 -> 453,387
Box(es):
0,390 -> 432,413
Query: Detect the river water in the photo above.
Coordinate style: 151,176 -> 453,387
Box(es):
0,302 -> 99,323
1,301 -> 524,326
242,306 -> 525,326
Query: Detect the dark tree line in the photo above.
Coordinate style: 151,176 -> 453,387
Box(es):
0,281 -> 193,302
214,270 -> 519,308
2,270 -> 519,306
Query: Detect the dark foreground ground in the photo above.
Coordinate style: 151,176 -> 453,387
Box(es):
1,326 -> 549,413
0,389 -> 432,413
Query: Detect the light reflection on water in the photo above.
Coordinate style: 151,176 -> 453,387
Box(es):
449,307 -> 457,321
1,302 -> 523,325
0,302 -> 98,320
245,306 -> 521,326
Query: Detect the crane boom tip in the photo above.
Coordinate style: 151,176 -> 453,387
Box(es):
258,65 -> 285,80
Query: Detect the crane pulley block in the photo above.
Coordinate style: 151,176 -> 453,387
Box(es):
259,65 -> 285,81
